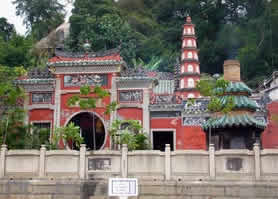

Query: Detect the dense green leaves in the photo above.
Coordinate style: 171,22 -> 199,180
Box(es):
67,85 -> 117,113
0,18 -> 15,41
109,119 -> 149,150
67,0 -> 278,87
197,77 -> 234,113
0,66 -> 27,147
13,0 -> 65,40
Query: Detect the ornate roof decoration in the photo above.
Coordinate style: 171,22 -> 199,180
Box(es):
257,71 -> 278,91
183,99 -> 210,114
54,47 -> 121,58
27,67 -> 54,79
15,68 -> 55,85
47,47 -> 124,67
120,67 -> 174,80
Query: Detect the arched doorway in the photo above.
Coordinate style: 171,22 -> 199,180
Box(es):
66,112 -> 106,150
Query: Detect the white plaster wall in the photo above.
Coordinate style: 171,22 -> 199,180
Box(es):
128,151 -> 164,179
5,150 -> 40,175
45,150 -> 79,176
261,150 -> 278,176
171,151 -> 209,173
269,88 -> 278,101
215,150 -> 254,180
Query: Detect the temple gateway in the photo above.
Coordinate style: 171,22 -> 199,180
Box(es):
17,16 -> 276,150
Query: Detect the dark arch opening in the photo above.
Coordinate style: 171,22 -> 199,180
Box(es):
68,112 -> 106,150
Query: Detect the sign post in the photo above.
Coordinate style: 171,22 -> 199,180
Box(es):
108,178 -> 138,199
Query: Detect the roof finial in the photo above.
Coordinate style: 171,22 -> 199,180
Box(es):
186,15 -> 192,23
83,39 -> 91,52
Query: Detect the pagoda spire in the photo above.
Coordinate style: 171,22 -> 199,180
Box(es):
176,15 -> 200,99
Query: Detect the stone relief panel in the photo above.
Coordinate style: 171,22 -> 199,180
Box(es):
32,93 -> 52,104
183,116 -> 207,126
88,158 -> 111,171
150,94 -> 182,105
119,90 -> 143,103
64,74 -> 108,87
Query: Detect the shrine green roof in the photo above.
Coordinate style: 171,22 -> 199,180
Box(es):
203,114 -> 266,130
214,82 -> 253,95
219,95 -> 259,110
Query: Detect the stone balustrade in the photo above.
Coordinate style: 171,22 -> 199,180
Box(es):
0,143 -> 276,181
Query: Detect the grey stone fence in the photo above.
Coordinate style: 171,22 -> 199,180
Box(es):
0,143 -> 278,181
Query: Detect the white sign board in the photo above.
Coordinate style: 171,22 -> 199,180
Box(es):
108,178 -> 138,197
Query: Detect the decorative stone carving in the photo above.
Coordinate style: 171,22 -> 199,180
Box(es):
88,158 -> 111,170
54,66 -> 120,74
64,74 -> 108,87
32,93 -> 52,103
183,116 -> 207,126
183,99 -> 209,114
226,158 -> 243,171
150,94 -> 182,105
119,90 -> 142,103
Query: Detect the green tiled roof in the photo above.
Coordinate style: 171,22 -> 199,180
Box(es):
153,80 -> 175,94
219,95 -> 259,110
226,82 -> 252,94
214,82 -> 252,95
203,114 -> 266,130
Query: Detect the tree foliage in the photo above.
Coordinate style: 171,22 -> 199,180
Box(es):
197,76 -> 234,114
67,0 -> 278,87
0,34 -> 33,68
0,18 -> 15,41
109,119 -> 149,150
13,0 -> 65,40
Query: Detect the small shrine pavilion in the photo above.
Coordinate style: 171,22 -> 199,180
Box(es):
203,60 -> 266,150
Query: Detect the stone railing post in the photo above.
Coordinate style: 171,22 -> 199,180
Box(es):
209,144 -> 216,179
0,145 -> 7,178
79,144 -> 86,179
39,145 -> 46,177
121,144 -> 128,178
165,144 -> 171,180
253,143 -> 261,180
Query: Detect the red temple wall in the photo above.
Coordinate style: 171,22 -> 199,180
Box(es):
262,101 -> 278,149
117,108 -> 143,122
29,109 -> 54,128
59,93 -> 111,126
150,118 -> 206,150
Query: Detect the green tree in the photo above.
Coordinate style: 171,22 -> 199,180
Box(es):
54,122 -> 83,150
0,34 -> 33,68
13,0 -> 65,40
196,76 -> 234,114
0,17 -> 15,41
110,119 -> 149,150
0,66 -> 26,147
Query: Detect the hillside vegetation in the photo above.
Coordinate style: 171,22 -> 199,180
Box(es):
0,0 -> 278,88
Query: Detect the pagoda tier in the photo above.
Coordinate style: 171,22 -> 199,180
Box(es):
176,16 -> 200,99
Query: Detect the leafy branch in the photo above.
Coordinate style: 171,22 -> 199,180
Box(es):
197,77 -> 234,113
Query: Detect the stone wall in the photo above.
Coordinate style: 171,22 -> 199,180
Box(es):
1,144 -> 278,198
1,180 -> 278,199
